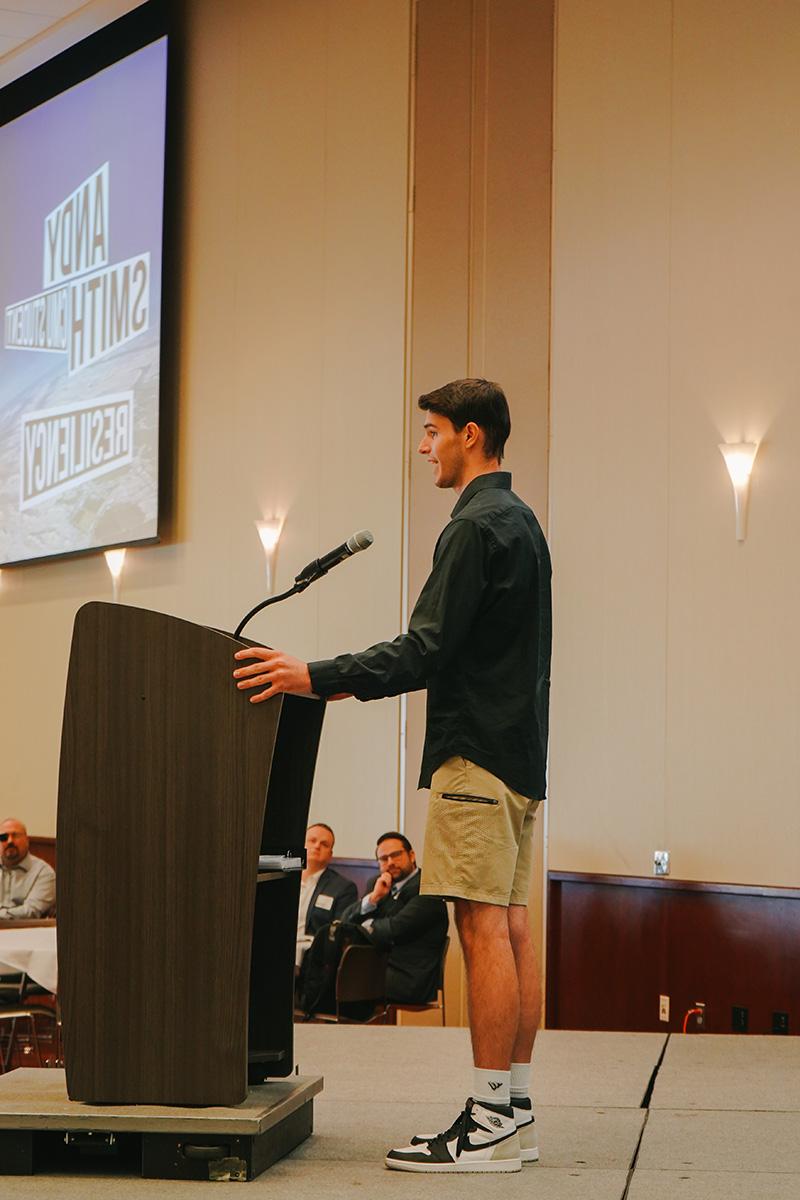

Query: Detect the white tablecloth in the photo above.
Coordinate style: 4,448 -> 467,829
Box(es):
0,926 -> 57,994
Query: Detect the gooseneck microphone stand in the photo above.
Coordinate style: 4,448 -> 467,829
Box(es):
233,531 -> 374,640
233,580 -> 309,640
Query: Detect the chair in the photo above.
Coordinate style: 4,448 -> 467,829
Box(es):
387,935 -> 450,1026
0,1008 -> 42,1072
303,944 -> 390,1025
21,1000 -> 62,1067
0,973 -> 26,1006
0,970 -> 49,1004
0,973 -> 61,1066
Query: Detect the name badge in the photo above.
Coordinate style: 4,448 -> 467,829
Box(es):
314,894 -> 334,911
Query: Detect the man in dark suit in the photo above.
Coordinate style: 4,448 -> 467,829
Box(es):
296,823 -> 357,966
342,831 -> 448,1005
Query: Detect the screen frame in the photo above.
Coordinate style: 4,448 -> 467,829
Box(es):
0,0 -> 178,569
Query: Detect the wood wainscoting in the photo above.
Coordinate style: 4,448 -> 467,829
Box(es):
28,836 -> 56,871
546,871 -> 800,1036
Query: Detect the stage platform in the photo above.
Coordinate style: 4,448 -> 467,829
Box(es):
0,1028 -> 796,1196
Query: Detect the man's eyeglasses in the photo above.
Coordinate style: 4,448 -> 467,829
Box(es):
0,833 -> 19,842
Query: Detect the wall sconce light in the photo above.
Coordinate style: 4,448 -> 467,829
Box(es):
255,518 -> 283,593
104,547 -> 127,603
719,442 -> 758,542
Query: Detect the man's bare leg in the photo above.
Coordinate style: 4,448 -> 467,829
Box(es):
454,899 -> 519,1069
386,899 -> 523,1171
506,903 -> 541,1162
508,903 -> 541,1063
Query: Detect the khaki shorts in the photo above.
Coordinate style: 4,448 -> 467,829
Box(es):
420,756 -> 541,907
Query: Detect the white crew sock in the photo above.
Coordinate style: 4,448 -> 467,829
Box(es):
510,1061 -> 531,1102
473,1067 -> 511,1107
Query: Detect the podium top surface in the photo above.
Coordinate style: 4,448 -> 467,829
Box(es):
0,1070 -> 323,1135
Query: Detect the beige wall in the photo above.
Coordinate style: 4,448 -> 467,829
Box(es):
0,0 -> 412,855
0,0 -> 554,1031
549,0 -> 800,886
5,0 -> 793,1015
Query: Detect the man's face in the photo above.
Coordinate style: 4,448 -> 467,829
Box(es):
305,825 -> 334,873
418,412 -> 467,489
0,820 -> 29,868
376,838 -> 416,883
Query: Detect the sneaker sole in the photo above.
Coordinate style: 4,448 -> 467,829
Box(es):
411,1138 -> 538,1162
385,1157 -> 522,1173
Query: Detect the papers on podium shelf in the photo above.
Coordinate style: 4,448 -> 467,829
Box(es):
258,854 -> 304,872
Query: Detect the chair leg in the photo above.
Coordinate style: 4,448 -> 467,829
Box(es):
2,1019 -> 15,1073
26,1015 -> 42,1068
0,1017 -> 19,1072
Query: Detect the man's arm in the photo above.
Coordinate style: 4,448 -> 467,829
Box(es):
339,874 -> 385,925
233,517 -> 487,703
330,878 -> 358,922
367,895 -> 446,950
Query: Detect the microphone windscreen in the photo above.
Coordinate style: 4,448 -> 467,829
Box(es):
347,530 -> 374,554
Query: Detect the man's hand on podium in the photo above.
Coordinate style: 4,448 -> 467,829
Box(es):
232,647 -> 352,704
233,647 -> 312,702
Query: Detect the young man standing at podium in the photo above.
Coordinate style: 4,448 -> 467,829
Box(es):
233,379 -> 552,1174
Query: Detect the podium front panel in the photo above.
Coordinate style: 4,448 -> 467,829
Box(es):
57,602 -> 286,1106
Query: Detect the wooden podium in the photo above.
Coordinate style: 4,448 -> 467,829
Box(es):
56,602 -> 325,1108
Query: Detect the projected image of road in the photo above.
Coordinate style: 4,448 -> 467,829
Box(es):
0,36 -> 167,565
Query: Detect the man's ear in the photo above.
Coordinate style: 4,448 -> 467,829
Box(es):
463,421 -> 483,452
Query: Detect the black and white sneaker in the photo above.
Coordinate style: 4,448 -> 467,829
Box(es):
410,1096 -> 539,1164
513,1096 -> 539,1162
385,1098 -> 521,1173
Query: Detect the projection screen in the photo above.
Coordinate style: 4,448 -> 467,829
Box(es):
0,34 -> 168,566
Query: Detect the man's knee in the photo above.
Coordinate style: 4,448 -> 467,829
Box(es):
507,903 -> 535,950
507,902 -> 529,934
456,899 -> 511,950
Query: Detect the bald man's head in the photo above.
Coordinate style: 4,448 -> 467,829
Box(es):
0,819 -> 29,868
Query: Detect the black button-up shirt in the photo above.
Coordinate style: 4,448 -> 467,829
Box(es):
308,472 -> 552,800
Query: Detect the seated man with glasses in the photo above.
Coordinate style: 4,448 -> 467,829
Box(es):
341,831 -> 448,1006
0,819 -> 55,920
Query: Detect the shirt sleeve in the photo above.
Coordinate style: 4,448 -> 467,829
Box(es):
331,880 -> 358,921
368,895 -> 444,949
12,861 -> 56,919
308,517 -> 487,700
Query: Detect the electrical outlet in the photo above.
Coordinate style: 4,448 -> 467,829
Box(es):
659,995 -> 670,1023
772,1011 -> 789,1036
653,850 -> 670,876
694,1001 -> 706,1028
732,1005 -> 748,1033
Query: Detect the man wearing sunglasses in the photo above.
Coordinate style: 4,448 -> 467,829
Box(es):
0,819 -> 56,920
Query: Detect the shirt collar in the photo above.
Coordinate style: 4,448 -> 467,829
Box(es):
451,471 -> 511,518
301,867 -> 325,887
1,852 -> 31,873
391,866 -> 419,896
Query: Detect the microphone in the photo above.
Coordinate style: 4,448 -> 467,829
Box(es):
295,530 -> 374,587
233,530 -> 374,639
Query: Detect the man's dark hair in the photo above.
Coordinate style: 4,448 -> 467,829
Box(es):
418,378 -> 511,462
376,831 -> 412,854
307,822 -> 335,844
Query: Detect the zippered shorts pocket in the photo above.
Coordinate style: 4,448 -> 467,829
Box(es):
440,792 -> 499,806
